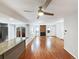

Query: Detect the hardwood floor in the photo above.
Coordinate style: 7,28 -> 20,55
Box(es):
19,36 -> 75,59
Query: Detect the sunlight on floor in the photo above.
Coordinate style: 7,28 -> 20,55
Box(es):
31,37 -> 40,52
46,37 -> 52,49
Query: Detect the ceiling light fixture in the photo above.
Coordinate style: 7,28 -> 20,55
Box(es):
38,11 -> 44,16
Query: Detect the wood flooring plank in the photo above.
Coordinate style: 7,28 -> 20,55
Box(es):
19,36 -> 75,59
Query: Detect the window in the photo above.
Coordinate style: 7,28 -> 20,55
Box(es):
16,27 -> 26,37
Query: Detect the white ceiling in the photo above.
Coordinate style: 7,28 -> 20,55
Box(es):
0,13 -> 26,24
0,0 -> 78,23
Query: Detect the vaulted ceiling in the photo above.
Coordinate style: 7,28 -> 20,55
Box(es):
0,0 -> 78,23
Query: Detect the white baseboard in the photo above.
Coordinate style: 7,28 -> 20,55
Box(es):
64,48 -> 77,59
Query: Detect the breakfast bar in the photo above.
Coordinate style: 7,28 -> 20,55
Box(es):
0,38 -> 26,59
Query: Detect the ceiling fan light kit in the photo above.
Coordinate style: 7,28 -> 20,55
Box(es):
38,11 -> 44,16
24,0 -> 54,19
38,7 -> 44,16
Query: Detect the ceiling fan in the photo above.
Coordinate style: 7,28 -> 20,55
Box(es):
24,0 -> 54,19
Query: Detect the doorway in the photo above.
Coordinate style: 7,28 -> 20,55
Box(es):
40,25 -> 46,36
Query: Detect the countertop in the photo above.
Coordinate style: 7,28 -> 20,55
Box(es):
0,38 -> 25,55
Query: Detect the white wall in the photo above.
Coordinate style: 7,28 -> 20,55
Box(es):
33,25 -> 40,36
64,13 -> 78,58
55,21 -> 64,39
28,24 -> 35,37
46,20 -> 64,39
8,24 -> 16,40
46,25 -> 56,36
25,24 -> 30,37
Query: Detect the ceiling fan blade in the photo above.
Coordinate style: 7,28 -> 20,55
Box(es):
24,10 -> 34,12
43,12 -> 54,16
42,0 -> 52,9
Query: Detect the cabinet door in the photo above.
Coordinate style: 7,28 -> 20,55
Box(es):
0,55 -> 3,59
4,41 -> 25,59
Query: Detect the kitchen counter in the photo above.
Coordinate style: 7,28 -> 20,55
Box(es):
0,38 -> 26,59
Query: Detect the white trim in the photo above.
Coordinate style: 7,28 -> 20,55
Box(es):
26,38 -> 33,46
26,36 -> 36,46
64,48 -> 77,59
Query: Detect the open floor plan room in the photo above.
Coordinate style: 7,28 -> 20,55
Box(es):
0,0 -> 78,59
